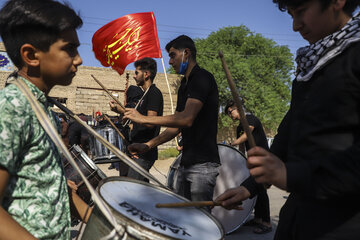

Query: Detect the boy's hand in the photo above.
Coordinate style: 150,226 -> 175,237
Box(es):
67,180 -> 77,193
247,146 -> 287,190
215,186 -> 250,210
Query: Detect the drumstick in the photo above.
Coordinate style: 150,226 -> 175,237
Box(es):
156,201 -> 244,210
218,51 -> 256,149
103,114 -> 129,146
91,74 -> 125,112
156,201 -> 221,208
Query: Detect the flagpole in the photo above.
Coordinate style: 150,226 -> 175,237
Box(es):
161,57 -> 180,148
161,57 -> 174,114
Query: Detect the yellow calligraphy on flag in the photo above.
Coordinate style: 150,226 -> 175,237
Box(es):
103,27 -> 141,66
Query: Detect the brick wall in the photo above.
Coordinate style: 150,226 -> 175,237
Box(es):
0,44 -> 180,149
0,42 -> 236,151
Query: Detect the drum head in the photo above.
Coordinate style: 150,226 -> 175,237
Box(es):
212,144 -> 256,234
98,177 -> 224,240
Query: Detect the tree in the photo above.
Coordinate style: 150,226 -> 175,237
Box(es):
195,26 -> 294,135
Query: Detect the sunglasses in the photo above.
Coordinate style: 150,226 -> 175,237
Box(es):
227,108 -> 236,116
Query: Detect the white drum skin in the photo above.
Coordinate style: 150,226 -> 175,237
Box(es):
82,177 -> 224,240
167,144 -> 256,234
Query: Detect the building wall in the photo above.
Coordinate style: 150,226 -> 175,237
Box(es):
0,42 -> 180,149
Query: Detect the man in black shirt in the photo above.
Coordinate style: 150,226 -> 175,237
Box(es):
67,113 -> 90,153
110,57 -> 163,182
125,35 -> 220,204
216,1 -> 360,239
225,100 -> 272,234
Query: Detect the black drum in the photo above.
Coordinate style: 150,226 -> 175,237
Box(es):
167,144 -> 256,234
63,144 -> 107,204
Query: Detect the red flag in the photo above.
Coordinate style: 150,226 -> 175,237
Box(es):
92,12 -> 162,75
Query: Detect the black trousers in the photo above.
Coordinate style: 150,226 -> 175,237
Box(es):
254,186 -> 271,223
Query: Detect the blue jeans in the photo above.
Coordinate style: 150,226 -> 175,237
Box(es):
173,162 -> 220,204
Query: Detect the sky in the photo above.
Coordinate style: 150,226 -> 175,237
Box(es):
1,0 -> 358,73
70,0 -> 308,73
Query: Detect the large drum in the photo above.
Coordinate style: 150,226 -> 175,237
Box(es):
167,144 -> 256,234
90,124 -> 125,161
63,144 -> 107,204
82,177 -> 224,240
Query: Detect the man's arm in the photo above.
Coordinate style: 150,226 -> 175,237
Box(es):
128,127 -> 180,155
124,98 -> 203,128
231,125 -> 254,146
109,100 -> 125,114
139,110 -> 158,128
0,167 -> 38,240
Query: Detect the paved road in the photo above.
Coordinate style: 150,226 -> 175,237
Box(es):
72,158 -> 289,239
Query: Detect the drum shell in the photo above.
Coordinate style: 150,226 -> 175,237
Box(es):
167,144 -> 256,234
90,125 -> 125,161
82,177 -> 224,240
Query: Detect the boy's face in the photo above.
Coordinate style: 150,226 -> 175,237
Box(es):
227,107 -> 240,121
288,0 -> 346,44
38,29 -> 82,87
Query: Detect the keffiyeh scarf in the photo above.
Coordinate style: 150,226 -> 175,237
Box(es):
295,12 -> 360,82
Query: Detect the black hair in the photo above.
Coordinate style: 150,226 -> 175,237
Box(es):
224,99 -> 249,115
125,85 -> 143,108
225,100 -> 236,115
134,57 -> 157,81
165,35 -> 197,61
0,0 -> 83,68
273,0 -> 360,16
59,114 -> 67,120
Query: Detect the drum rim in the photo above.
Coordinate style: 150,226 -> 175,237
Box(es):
97,176 -> 225,240
216,143 -> 246,159
70,144 -> 107,179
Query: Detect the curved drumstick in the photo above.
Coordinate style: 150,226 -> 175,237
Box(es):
91,74 -> 125,112
218,51 -> 256,149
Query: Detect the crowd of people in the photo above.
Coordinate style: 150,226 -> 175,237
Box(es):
0,0 -> 360,239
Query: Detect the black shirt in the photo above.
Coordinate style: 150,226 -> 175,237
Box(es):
269,41 -> 360,240
125,85 -> 143,108
68,120 -> 89,147
237,114 -> 269,151
131,84 -> 163,161
176,65 -> 220,167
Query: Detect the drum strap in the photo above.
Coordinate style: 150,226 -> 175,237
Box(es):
122,84 -> 151,128
12,78 -> 125,240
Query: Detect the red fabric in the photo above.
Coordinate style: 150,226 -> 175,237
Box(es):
92,12 -> 162,75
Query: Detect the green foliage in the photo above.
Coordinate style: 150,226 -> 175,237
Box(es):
158,147 -> 179,160
194,26 -> 294,135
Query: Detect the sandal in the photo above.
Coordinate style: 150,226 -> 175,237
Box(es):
253,224 -> 272,234
243,219 -> 261,227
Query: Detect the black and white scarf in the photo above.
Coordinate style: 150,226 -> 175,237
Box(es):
295,12 -> 360,82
